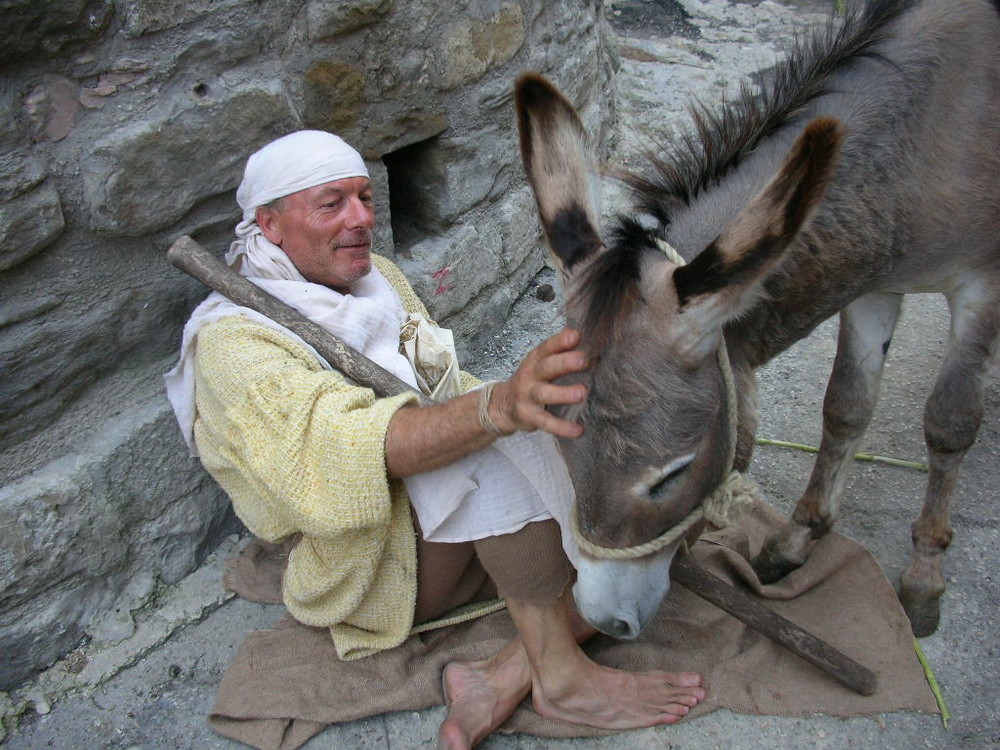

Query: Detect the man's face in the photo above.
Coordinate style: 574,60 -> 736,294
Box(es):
256,176 -> 376,291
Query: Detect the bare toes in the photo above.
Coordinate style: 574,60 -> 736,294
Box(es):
670,671 -> 704,688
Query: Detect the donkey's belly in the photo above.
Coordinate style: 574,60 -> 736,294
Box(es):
881,263 -> 996,296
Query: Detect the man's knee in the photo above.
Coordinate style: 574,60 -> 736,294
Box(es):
474,520 -> 573,605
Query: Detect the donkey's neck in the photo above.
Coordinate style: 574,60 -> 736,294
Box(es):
664,70 -> 925,368
653,0 -> 958,368
652,0 -> 999,369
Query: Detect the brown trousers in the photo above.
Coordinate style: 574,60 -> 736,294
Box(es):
412,517 -> 574,625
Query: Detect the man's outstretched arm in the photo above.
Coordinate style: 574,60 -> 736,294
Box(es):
383,328 -> 588,478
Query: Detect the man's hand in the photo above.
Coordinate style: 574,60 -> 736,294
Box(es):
385,328 -> 588,478
489,328 -> 589,438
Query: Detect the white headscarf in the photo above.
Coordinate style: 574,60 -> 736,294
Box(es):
227,130 -> 371,277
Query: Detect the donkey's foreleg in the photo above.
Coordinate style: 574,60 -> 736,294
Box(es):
901,285 -> 998,637
754,292 -> 903,584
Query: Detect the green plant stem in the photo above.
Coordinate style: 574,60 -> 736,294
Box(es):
913,638 -> 950,727
755,437 -> 929,471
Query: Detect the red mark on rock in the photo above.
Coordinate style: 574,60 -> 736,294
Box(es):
433,267 -> 452,296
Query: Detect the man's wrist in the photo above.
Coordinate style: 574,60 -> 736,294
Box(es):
478,381 -> 514,437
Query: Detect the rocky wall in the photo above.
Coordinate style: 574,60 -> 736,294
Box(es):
0,0 -> 618,690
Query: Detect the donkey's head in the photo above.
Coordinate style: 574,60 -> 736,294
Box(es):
515,73 -> 844,637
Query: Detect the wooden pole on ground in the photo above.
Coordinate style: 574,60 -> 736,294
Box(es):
672,558 -> 876,694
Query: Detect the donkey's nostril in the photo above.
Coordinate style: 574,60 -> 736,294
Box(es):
607,617 -> 640,640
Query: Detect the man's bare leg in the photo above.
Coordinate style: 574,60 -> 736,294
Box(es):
438,590 -> 705,749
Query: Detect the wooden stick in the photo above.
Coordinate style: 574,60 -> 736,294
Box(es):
167,234 -> 877,696
166,235 -> 431,406
672,557 -> 877,695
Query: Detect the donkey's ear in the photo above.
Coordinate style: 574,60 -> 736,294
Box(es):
671,117 -> 845,361
516,73 -> 605,278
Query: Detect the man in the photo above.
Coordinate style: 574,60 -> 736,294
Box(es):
166,130 -> 705,749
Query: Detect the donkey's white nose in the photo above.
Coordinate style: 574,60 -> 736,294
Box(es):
572,552 -> 676,640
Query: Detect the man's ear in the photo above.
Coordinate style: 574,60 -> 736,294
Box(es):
255,205 -> 282,245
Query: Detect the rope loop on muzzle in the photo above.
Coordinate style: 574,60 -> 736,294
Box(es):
568,238 -> 757,561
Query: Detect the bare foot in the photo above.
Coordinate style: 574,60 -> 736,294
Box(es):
532,660 -> 706,730
496,589 -> 706,732
438,645 -> 532,750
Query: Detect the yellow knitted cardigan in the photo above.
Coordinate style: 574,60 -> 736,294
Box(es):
192,254 -> 480,660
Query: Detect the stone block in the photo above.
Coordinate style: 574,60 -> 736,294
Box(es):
0,294 -> 61,329
24,76 -> 82,143
354,107 -> 449,163
307,0 -> 394,41
0,181 -> 65,272
83,82 -> 298,236
383,130 -> 515,240
303,60 -> 366,135
0,0 -> 112,66
441,3 -> 526,89
395,222 -> 503,322
0,132 -> 51,193
0,402 -> 233,690
122,0 -> 196,36
122,0 -> 246,37
496,186 -> 544,275
0,281 -> 196,455
366,159 -> 395,257
0,576 -> 108,694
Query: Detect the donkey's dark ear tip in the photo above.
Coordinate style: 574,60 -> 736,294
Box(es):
515,73 -> 557,102
515,71 -> 550,87
803,116 -> 848,148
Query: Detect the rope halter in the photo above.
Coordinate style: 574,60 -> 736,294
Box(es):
568,238 -> 756,561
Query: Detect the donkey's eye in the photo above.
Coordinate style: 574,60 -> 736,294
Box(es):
633,452 -> 696,498
651,453 -> 694,488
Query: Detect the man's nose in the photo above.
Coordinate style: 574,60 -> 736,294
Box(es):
345,195 -> 375,228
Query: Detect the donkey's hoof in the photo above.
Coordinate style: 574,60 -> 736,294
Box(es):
752,542 -> 804,585
899,589 -> 941,638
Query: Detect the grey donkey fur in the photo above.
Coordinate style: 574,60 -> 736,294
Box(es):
515,0 -> 999,639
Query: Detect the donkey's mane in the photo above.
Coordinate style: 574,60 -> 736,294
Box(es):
624,0 -> 916,225
579,0 -> 916,346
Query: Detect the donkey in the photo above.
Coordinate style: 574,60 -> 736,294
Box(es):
515,0 -> 1000,640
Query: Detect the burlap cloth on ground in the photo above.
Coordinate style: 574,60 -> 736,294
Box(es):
209,499 -> 938,750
